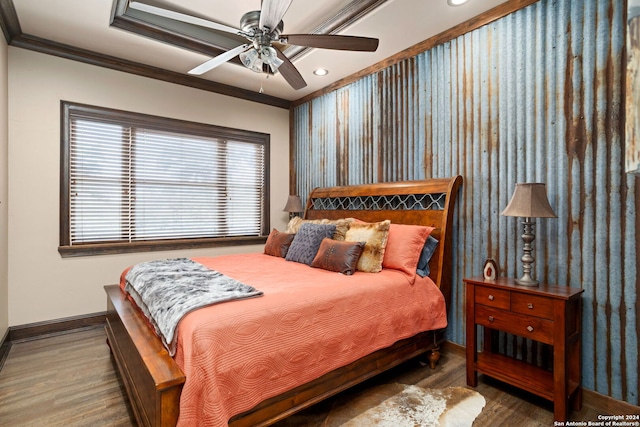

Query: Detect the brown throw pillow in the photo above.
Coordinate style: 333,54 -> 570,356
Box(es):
344,220 -> 391,273
264,229 -> 295,258
311,238 -> 365,275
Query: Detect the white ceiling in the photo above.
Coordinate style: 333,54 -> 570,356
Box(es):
12,0 -> 509,101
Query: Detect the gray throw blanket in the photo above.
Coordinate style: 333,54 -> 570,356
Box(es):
125,258 -> 263,356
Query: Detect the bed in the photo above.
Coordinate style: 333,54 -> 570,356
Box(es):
104,175 -> 462,427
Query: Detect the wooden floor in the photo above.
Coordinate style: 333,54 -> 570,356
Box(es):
0,326 -> 134,427
0,326 -> 608,426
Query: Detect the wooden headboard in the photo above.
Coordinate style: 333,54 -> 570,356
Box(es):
304,176 -> 463,311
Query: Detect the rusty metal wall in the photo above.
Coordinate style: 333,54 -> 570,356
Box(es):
291,0 -> 638,405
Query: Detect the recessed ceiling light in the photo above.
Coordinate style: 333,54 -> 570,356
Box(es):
447,0 -> 470,6
313,68 -> 329,76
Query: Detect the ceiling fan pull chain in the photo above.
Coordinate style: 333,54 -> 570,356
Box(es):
259,74 -> 270,94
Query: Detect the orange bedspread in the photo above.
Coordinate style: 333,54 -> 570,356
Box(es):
123,253 -> 447,426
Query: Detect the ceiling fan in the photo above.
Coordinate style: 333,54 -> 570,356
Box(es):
128,0 -> 379,90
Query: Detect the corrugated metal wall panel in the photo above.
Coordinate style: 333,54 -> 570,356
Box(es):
291,0 -> 638,405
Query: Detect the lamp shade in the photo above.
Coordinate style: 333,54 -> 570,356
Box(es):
501,183 -> 557,218
283,195 -> 303,213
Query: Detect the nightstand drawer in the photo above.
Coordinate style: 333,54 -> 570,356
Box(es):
476,305 -> 554,345
511,293 -> 555,320
475,286 -> 510,309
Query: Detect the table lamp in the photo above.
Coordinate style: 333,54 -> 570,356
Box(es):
501,183 -> 557,286
283,195 -> 303,219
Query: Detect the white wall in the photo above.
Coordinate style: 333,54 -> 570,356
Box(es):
7,48 -> 290,327
0,34 -> 8,337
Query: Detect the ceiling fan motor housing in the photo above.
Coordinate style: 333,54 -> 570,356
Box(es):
241,10 -> 284,39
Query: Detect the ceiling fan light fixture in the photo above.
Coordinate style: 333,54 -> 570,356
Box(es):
239,49 -> 263,73
447,0 -> 470,6
263,46 -> 284,72
240,46 -> 283,74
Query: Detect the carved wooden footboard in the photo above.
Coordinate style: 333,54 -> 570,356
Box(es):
105,175 -> 462,427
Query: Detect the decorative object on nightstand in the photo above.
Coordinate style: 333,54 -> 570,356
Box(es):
283,195 -> 303,219
501,183 -> 557,286
482,258 -> 497,280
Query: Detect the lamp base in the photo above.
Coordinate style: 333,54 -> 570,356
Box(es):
515,218 -> 539,287
515,274 -> 539,287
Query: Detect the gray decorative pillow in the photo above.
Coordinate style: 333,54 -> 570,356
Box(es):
416,235 -> 439,277
285,223 -> 337,265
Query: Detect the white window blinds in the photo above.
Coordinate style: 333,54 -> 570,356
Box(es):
61,103 -> 268,254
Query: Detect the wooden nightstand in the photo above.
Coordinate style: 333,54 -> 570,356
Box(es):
465,276 -> 584,421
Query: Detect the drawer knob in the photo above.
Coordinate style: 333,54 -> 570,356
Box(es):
488,316 -> 495,322
527,326 -> 534,332
488,295 -> 495,301
528,303 -> 534,309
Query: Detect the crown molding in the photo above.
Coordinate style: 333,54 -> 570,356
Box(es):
0,0 -> 291,109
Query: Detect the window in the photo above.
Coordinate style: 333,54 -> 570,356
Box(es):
59,102 -> 270,257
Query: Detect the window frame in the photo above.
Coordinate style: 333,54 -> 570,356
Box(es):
59,101 -> 270,257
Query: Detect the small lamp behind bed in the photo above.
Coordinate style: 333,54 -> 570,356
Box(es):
283,195 -> 303,219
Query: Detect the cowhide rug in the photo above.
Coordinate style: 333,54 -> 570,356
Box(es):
325,384 -> 486,427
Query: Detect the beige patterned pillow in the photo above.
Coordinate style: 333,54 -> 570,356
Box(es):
286,217 -> 353,241
344,220 -> 391,273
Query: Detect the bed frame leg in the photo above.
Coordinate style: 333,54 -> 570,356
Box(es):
427,346 -> 440,369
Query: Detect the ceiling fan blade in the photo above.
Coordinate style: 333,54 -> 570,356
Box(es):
188,44 -> 251,75
129,2 -> 241,35
259,0 -> 293,32
281,34 -> 379,52
275,49 -> 306,90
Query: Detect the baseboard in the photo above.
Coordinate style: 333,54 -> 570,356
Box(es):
442,340 -> 639,415
442,340 -> 465,357
583,389 -> 640,414
0,328 -> 11,371
7,311 -> 107,343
